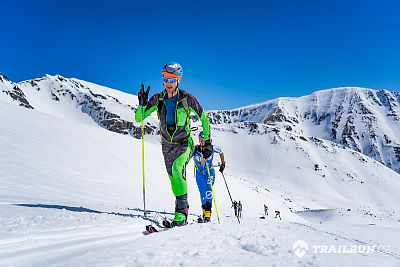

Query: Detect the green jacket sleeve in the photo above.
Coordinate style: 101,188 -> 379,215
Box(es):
134,93 -> 159,122
187,93 -> 211,141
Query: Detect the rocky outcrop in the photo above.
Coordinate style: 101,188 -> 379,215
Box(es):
0,73 -> 34,109
1,73 -> 158,138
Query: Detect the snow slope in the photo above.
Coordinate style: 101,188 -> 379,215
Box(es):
1,75 -> 400,266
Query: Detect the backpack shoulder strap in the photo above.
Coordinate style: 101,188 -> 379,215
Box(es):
178,89 -> 191,125
182,97 -> 189,116
157,92 -> 165,119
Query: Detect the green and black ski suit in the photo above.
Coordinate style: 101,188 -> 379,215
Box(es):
135,89 -> 211,217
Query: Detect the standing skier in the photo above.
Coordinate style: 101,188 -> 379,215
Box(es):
264,204 -> 268,216
135,62 -> 212,227
233,200 -> 238,217
238,201 -> 243,218
192,131 -> 225,222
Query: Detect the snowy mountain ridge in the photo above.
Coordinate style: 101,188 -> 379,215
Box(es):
207,87 -> 400,173
1,72 -> 400,174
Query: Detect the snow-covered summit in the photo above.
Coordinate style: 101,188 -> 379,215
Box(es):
208,87 -> 400,173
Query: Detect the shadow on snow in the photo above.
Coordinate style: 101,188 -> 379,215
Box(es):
14,203 -> 166,226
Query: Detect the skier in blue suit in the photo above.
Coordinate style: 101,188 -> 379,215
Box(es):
192,131 -> 225,222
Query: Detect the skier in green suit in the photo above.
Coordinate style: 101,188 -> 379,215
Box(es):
135,62 -> 212,227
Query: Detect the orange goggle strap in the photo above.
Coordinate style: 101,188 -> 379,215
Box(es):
162,71 -> 182,79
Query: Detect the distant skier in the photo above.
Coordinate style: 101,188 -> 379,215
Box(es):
233,200 -> 238,217
264,204 -> 268,216
192,131 -> 226,222
238,201 -> 242,218
275,210 -> 281,220
135,62 -> 212,227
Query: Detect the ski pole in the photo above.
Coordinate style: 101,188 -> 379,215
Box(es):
221,172 -> 240,224
206,163 -> 220,224
141,106 -> 146,216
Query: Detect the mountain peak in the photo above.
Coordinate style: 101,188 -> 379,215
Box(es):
40,74 -> 66,81
207,86 -> 400,174
0,72 -> 10,83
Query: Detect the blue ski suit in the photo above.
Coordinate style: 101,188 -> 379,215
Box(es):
192,144 -> 223,206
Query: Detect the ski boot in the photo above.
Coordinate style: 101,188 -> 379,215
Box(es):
171,212 -> 187,227
203,210 -> 211,222
164,194 -> 188,228
203,202 -> 212,223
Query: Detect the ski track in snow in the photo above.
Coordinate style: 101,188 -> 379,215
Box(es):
0,203 -> 311,267
0,205 -> 142,266
1,203 -> 400,267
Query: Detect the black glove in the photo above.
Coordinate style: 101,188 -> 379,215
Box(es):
138,84 -> 150,106
194,145 -> 202,153
219,161 -> 226,173
202,140 -> 213,159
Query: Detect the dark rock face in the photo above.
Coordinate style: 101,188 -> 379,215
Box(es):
2,85 -> 34,109
43,77 -> 159,138
0,73 -> 10,82
79,96 -> 157,137
1,74 -> 159,139
394,147 -> 400,162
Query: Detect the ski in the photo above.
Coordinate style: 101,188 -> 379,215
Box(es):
143,224 -> 169,235
197,216 -> 212,223
143,219 -> 196,235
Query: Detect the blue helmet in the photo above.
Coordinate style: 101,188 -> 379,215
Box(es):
162,62 -> 183,78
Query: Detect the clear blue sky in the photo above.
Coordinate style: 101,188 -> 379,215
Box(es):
1,0 -> 399,109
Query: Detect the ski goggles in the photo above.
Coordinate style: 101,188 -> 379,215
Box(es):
162,77 -> 178,83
